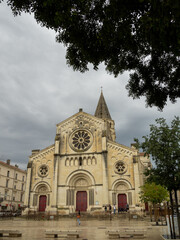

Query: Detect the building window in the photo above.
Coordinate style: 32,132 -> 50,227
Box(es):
116,162 -> 125,173
4,190 -> 8,200
15,173 -> 18,180
22,176 -> 24,182
38,165 -> 49,177
7,171 -> 10,177
20,193 -> 23,202
21,184 -> 24,191
13,196 -> 15,201
14,185 -> 16,189
114,161 -> 127,175
79,157 -> 82,166
70,129 -> 92,152
6,179 -> 9,188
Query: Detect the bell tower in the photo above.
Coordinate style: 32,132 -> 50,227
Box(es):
95,91 -> 116,141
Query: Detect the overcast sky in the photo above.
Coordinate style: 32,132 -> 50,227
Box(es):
0,2 -> 179,170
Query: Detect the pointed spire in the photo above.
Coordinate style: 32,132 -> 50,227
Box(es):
94,90 -> 112,119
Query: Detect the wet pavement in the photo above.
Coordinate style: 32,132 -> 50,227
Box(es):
0,216 -> 168,239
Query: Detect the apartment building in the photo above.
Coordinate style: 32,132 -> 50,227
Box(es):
0,159 -> 26,211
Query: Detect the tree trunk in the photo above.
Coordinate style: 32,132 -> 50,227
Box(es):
164,203 -> 167,226
167,202 -> 173,238
150,205 -> 152,222
170,191 -> 176,239
174,190 -> 180,237
154,203 -> 158,225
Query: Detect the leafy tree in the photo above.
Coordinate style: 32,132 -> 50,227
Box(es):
135,117 -> 180,193
1,0 -> 180,109
135,116 -> 180,234
139,182 -> 169,204
139,182 -> 169,225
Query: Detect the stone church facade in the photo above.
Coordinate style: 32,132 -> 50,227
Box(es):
24,92 -> 151,215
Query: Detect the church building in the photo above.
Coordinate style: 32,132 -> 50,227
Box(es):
24,92 -> 151,214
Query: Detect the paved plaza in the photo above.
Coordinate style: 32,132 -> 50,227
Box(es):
0,216 -> 168,239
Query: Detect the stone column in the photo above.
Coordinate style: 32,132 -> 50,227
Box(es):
133,157 -> 141,205
102,134 -> 109,205
50,134 -> 60,214
50,154 -> 59,214
55,134 -> 60,153
23,162 -> 32,214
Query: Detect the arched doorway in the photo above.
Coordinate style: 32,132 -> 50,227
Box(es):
118,194 -> 127,211
39,195 -> 47,212
76,191 -> 87,211
66,171 -> 96,212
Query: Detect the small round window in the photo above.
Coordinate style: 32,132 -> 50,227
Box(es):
38,164 -> 49,177
114,161 -> 127,174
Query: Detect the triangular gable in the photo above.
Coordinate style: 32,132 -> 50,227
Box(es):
56,110 -> 105,128
29,144 -> 55,161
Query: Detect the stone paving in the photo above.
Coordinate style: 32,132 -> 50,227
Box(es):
0,216 -> 168,239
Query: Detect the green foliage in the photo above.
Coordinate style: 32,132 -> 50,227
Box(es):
135,116 -> 180,191
139,182 -> 169,204
1,0 -> 180,109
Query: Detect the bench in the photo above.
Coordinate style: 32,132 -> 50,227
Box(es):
0,230 -> 22,237
106,229 -> 147,239
45,230 -> 80,238
106,230 -> 120,239
123,229 -> 147,239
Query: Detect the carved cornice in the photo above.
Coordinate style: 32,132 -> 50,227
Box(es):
107,141 -> 136,156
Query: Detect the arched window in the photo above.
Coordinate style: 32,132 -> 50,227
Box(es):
79,157 -> 82,166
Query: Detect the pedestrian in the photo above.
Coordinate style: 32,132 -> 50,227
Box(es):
105,205 -> 107,212
77,210 -> 81,225
113,205 -> 116,214
109,204 -> 112,220
126,203 -> 129,211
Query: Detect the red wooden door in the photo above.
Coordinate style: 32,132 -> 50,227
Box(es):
145,202 -> 149,211
76,191 -> 87,211
118,194 -> 127,210
39,195 -> 47,212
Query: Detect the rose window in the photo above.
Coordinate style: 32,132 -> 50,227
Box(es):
70,130 -> 92,151
115,161 -> 126,174
39,165 -> 48,177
